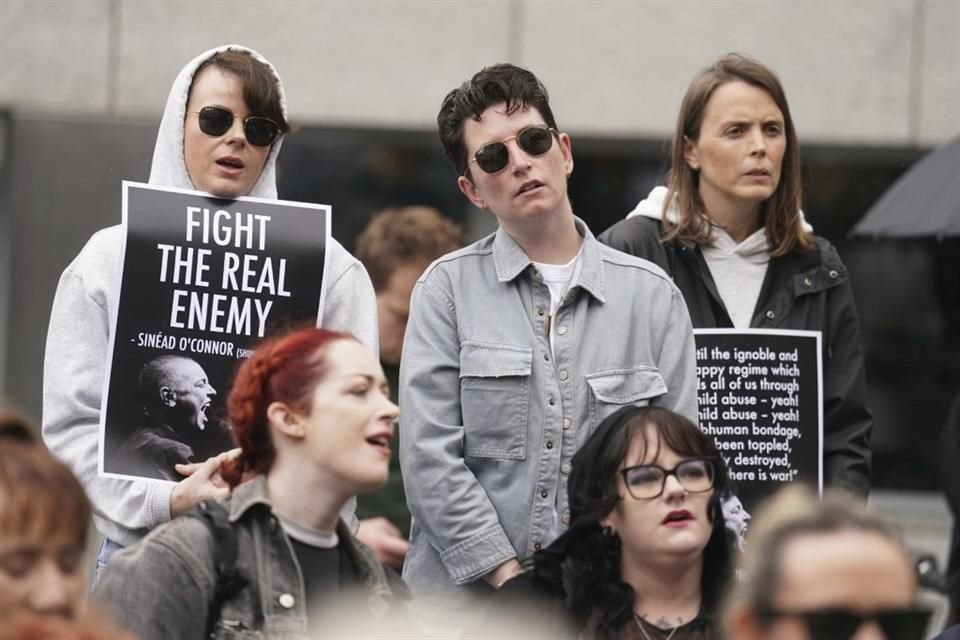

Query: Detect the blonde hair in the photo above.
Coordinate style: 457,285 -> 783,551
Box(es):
723,485 -> 909,628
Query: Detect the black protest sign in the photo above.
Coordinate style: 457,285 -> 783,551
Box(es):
694,329 -> 822,525
99,181 -> 330,482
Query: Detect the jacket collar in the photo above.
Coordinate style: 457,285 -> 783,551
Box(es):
492,216 -> 606,303
227,474 -> 273,522
226,475 -> 395,609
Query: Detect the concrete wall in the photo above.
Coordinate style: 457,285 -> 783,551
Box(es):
1,0 -> 957,144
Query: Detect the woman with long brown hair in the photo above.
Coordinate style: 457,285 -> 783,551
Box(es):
600,53 -> 871,497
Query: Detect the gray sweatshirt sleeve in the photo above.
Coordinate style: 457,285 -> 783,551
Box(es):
320,239 -> 378,354
399,277 -> 517,585
42,230 -> 174,545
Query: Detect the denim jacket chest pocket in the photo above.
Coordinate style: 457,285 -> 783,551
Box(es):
585,365 -> 668,431
459,342 -> 532,460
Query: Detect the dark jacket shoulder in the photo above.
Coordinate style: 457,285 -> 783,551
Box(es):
598,216 -> 670,267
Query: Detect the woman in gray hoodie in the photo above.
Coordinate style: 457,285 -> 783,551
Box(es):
41,45 -> 377,569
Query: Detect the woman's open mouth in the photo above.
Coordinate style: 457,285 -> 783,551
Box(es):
216,156 -> 245,174
365,433 -> 392,457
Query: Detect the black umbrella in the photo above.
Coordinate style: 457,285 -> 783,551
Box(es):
851,135 -> 960,239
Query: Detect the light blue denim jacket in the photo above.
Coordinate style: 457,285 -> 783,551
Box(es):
399,218 -> 698,607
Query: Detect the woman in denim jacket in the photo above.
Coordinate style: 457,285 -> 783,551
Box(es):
94,327 -> 407,639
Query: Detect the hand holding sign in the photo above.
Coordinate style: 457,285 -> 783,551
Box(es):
169,449 -> 239,517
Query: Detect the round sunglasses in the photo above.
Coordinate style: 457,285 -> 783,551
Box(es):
466,124 -> 558,175
189,106 -> 280,147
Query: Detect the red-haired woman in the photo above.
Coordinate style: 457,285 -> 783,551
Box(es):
93,327 -> 405,639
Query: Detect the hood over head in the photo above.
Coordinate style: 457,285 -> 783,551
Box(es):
148,44 -> 286,199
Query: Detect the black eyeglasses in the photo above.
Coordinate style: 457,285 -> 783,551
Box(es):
466,124 -> 558,176
620,458 -> 715,500
755,606 -> 931,640
189,106 -> 280,147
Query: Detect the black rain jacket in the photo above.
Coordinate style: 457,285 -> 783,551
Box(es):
599,216 -> 871,496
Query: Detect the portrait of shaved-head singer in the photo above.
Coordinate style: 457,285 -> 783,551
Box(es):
110,354 -> 230,480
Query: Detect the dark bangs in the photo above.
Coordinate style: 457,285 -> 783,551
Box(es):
195,50 -> 290,134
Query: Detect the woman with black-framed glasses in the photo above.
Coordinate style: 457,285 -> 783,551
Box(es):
488,405 -> 732,639
723,485 -> 931,640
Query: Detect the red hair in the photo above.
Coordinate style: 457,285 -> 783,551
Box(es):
221,326 -> 358,487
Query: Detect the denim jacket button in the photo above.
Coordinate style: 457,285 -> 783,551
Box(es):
540,490 -> 548,499
765,310 -> 775,320
803,277 -> 813,287
534,542 -> 542,551
278,593 -> 296,609
559,370 -> 568,381
545,441 -> 554,449
537,307 -> 545,316
562,418 -> 571,430
561,514 -> 570,525
557,326 -> 568,336
828,269 -> 839,279
561,462 -> 572,475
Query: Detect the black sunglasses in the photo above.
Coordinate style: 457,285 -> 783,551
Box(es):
466,124 -> 558,176
755,606 -> 931,640
190,106 -> 280,147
